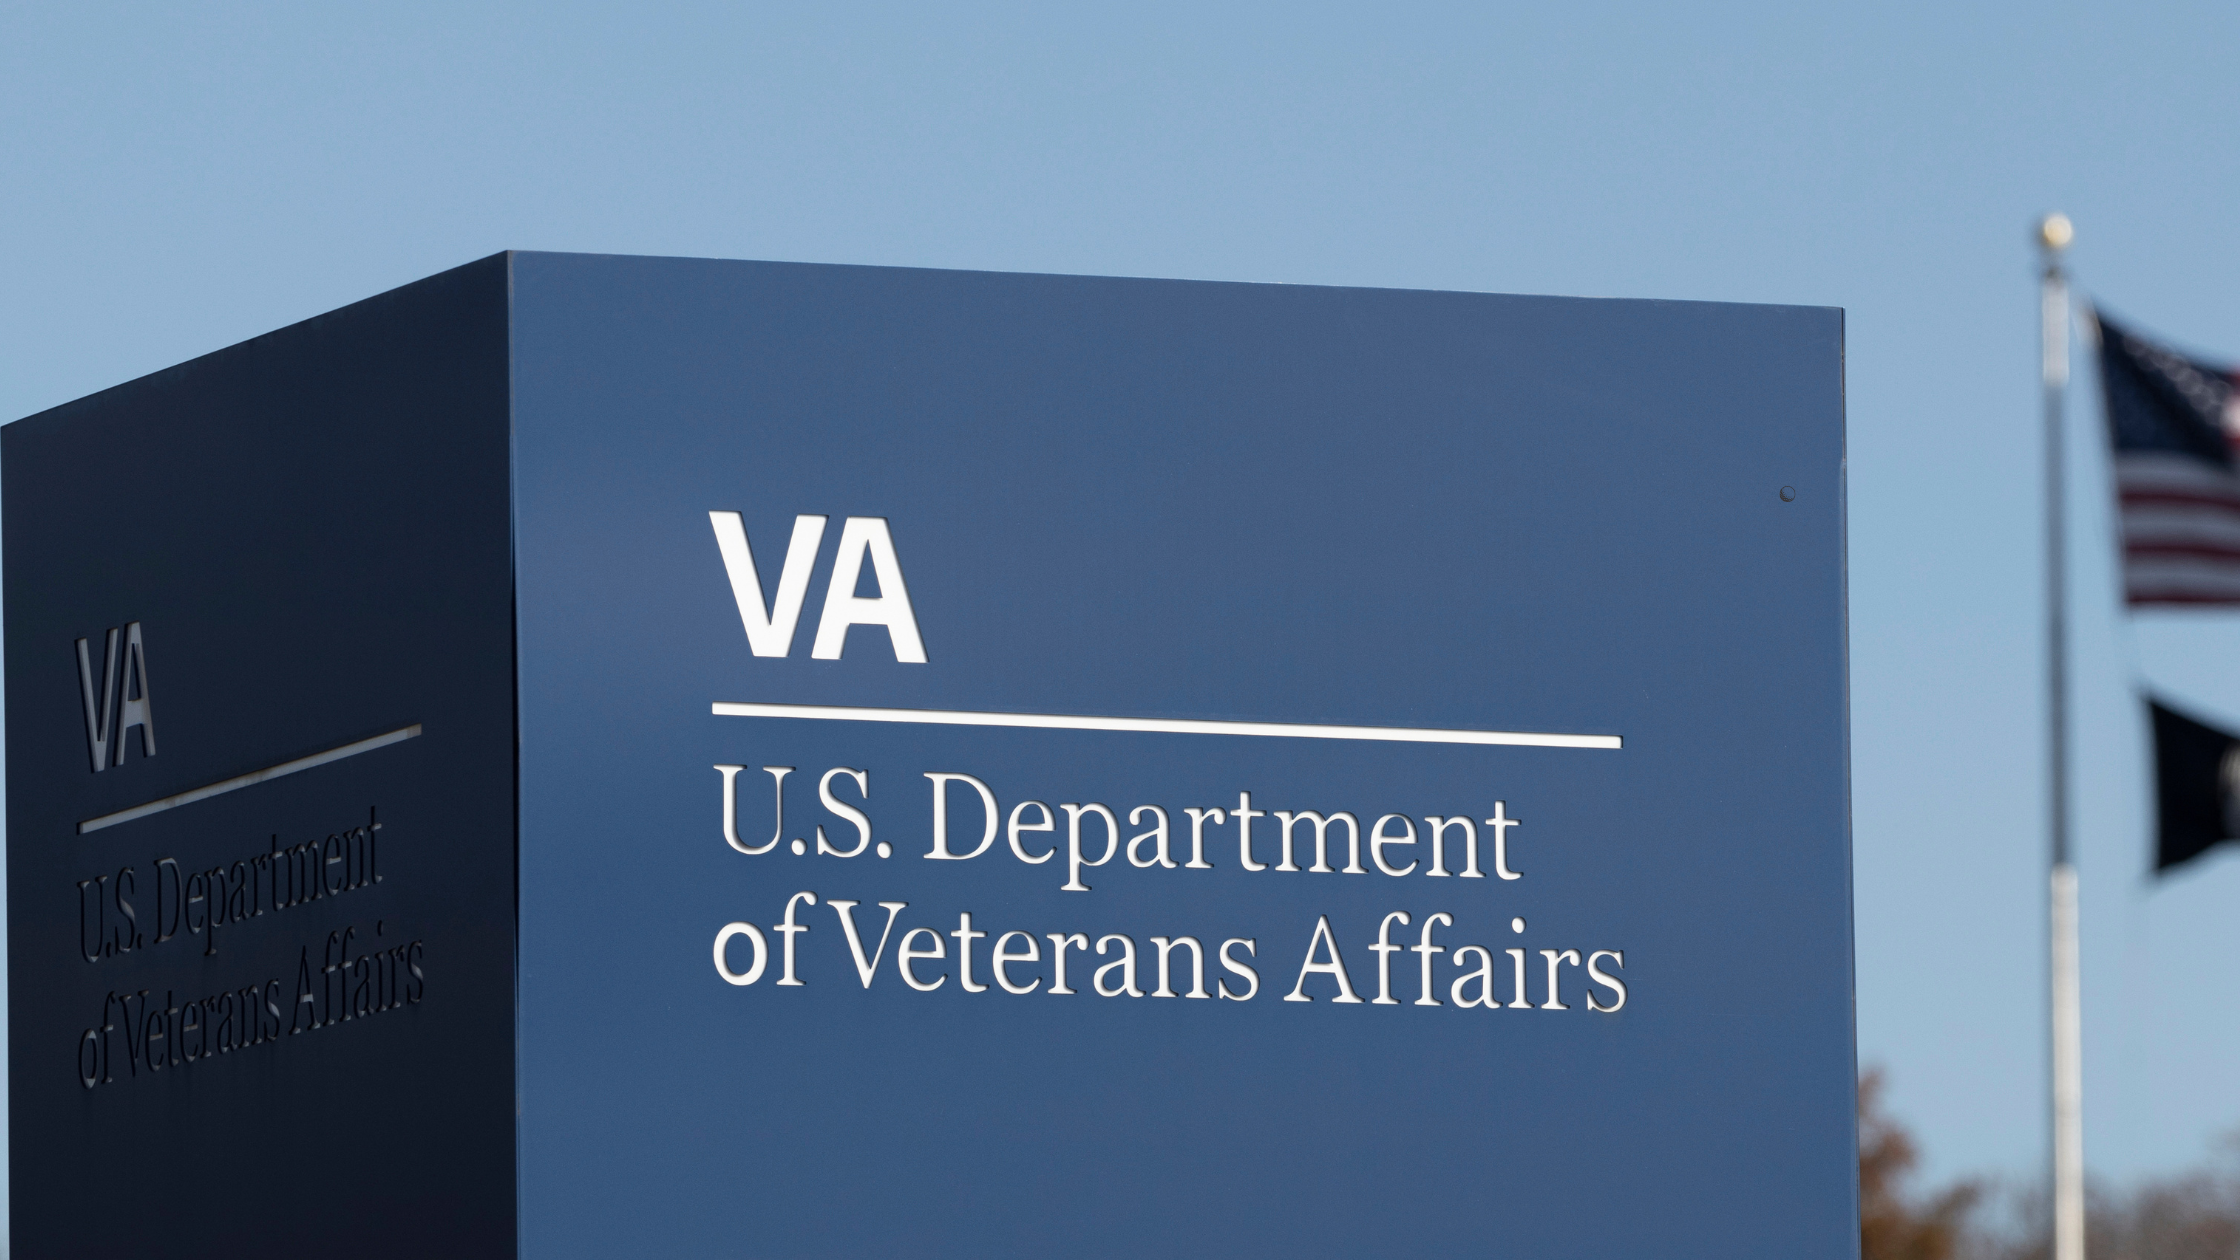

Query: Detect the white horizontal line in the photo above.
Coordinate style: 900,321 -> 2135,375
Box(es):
79,725 -> 423,835
712,703 -> 1620,750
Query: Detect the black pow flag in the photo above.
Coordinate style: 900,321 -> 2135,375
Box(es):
2148,697 -> 2240,873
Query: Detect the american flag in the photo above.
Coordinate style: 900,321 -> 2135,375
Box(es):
2096,310 -> 2240,605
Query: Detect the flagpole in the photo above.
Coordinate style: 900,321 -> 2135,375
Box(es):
2039,210 -> 2084,1260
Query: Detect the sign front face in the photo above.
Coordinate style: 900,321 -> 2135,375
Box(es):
508,255 -> 1851,1257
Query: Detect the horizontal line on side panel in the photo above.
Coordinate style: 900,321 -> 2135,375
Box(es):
79,725 -> 423,836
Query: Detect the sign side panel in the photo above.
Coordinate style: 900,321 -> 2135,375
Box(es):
5,256 -> 518,1259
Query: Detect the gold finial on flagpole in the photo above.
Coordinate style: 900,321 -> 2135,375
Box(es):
2039,212 -> 2074,253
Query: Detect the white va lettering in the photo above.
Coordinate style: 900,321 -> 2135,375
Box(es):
709,512 -> 827,656
810,517 -> 926,662
710,512 -> 926,661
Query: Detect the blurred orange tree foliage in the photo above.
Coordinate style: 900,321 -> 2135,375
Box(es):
1861,1068 -> 1984,1260
1862,1068 -> 2240,1260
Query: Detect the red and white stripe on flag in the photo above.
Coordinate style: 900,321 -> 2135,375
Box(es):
2116,450 -> 2240,604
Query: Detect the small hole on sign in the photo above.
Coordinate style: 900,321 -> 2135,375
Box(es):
1780,486 -> 1796,502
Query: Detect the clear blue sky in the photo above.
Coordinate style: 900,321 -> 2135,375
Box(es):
6,0 -> 2239,1206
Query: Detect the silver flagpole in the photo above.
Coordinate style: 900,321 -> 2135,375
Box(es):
2038,211 -> 2085,1260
